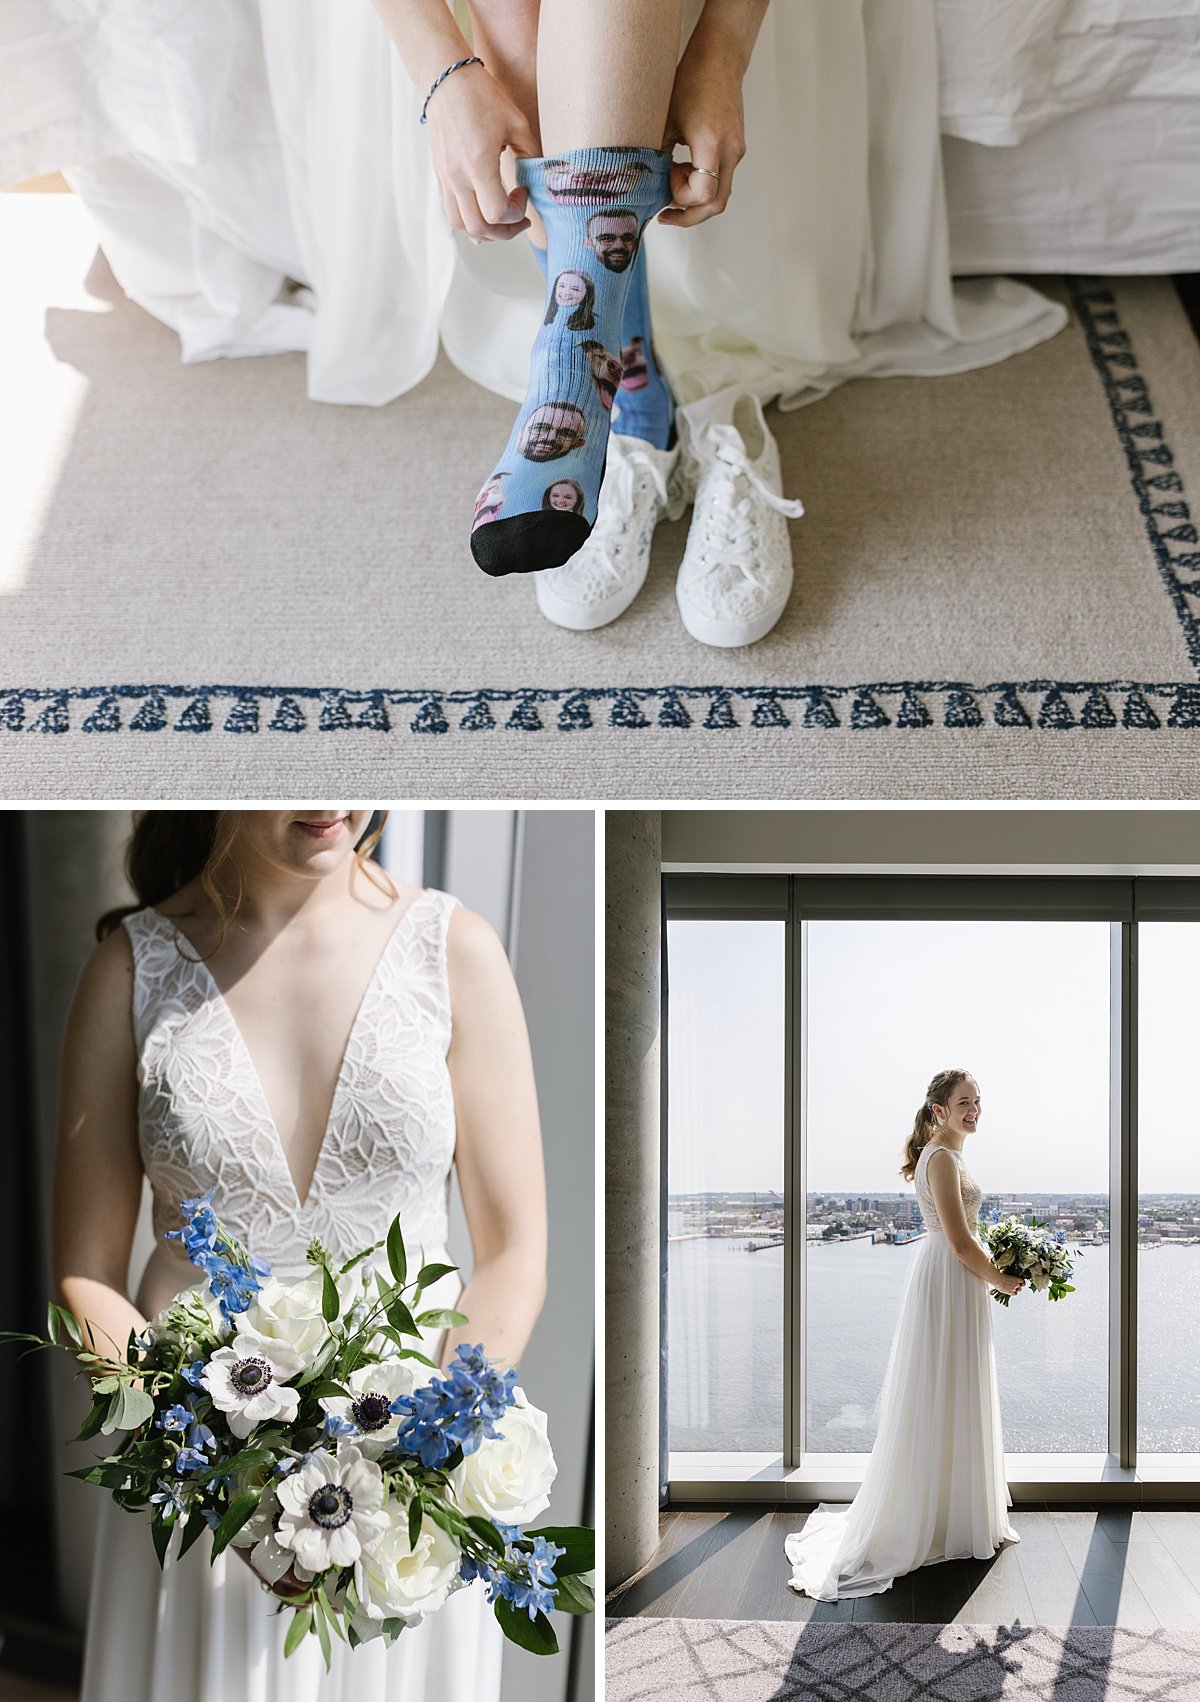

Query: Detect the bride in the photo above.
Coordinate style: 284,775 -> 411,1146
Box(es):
785,1068 -> 1023,1602
52,809 -> 548,1701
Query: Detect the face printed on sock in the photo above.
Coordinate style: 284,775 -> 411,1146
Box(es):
471,472 -> 508,529
620,336 -> 649,391
542,478 -> 586,514
543,269 -> 596,331
544,158 -> 651,206
581,340 -> 623,411
585,210 -> 640,273
518,402 -> 588,462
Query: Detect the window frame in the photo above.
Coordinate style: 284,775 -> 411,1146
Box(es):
662,873 -> 1200,1504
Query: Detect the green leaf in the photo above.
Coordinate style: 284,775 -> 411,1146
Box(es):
553,1572 -> 595,1615
314,1594 -> 332,1668
193,1446 -> 275,1482
415,1262 -> 458,1291
178,1508 -> 208,1559
386,1297 -> 419,1338
415,1309 -> 467,1329
386,1216 -> 407,1287
100,1382 -> 155,1435
494,1598 -> 559,1655
304,1380 -> 352,1403
466,1516 -> 506,1556
339,1235 -> 387,1275
408,1496 -> 423,1551
526,1526 -> 595,1578
151,1514 -> 174,1570
321,1265 -> 340,1323
46,1302 -> 83,1348
210,1489 -> 261,1559
75,1397 -> 109,1441
317,1585 -> 345,1642
284,1608 -> 313,1658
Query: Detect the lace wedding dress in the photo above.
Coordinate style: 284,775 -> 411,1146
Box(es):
79,889 -> 504,1702
784,1142 -> 1018,1600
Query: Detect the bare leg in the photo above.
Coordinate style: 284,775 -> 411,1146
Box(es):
536,0 -> 684,154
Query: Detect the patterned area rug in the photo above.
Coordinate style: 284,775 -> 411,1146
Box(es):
5,195 -> 1200,797
604,1617 -> 1200,1701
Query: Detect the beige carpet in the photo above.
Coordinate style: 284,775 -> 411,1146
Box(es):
3,196 -> 1200,799
605,1619 -> 1200,1700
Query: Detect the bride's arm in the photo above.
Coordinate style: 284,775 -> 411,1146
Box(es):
443,907 -> 548,1371
926,1151 -> 1023,1295
52,929 -> 148,1363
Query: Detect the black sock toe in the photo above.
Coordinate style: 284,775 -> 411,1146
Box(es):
471,511 -> 592,576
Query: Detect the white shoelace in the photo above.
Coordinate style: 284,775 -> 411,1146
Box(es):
689,423 -> 805,584
586,444 -> 673,582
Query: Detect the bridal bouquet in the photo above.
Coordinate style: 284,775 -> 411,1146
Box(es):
981,1213 -> 1080,1307
6,1195 -> 593,1664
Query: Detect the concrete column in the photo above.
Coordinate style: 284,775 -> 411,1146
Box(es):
604,811 -> 661,1592
24,809 -> 139,1629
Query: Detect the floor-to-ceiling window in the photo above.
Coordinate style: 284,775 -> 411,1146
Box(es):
1137,920 -> 1200,1456
667,913 -> 786,1455
664,875 -> 1198,1496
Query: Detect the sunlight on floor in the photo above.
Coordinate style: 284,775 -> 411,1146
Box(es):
0,193 -> 104,596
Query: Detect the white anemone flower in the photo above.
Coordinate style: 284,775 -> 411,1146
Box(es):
275,1442 -> 389,1572
202,1328 -> 304,1439
318,1361 -> 420,1457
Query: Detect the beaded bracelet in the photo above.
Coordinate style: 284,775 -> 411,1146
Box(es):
419,54 -> 485,125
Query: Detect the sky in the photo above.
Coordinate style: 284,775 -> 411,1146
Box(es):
667,918 -> 1195,1197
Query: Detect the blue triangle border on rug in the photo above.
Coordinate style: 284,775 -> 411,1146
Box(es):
3,279 -> 1197,741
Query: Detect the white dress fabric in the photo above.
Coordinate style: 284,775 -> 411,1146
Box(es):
79,888 -> 504,1702
784,1142 -> 1017,1601
0,1 -> 1066,408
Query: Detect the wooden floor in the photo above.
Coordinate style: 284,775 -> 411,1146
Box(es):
608,1508 -> 1200,1627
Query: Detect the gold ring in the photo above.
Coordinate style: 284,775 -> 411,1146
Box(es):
693,165 -> 720,183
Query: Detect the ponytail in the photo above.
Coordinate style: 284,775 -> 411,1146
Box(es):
900,1067 -> 970,1181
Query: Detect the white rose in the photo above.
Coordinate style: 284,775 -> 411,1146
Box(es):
450,1389 -> 557,1529
238,1269 -> 358,1358
351,1509 -> 462,1637
1030,1269 -> 1050,1291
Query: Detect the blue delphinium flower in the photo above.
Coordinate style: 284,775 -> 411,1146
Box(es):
390,1344 -> 518,1467
182,1360 -> 207,1389
186,1417 -> 216,1455
168,1194 -> 271,1323
175,1445 -> 211,1474
461,1530 -> 565,1620
157,1404 -> 192,1432
323,1410 -> 356,1440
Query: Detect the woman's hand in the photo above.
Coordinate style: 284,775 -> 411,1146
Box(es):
994,1271 -> 1026,1298
658,24 -> 748,228
425,65 -> 540,243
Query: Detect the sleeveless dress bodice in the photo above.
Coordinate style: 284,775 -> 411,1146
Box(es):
914,1142 -> 982,1235
83,886 -> 504,1702
123,888 -> 459,1315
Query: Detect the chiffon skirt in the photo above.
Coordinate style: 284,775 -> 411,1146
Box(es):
785,1232 -> 1018,1601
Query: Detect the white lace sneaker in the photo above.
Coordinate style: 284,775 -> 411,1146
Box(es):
534,430 -> 692,631
675,390 -> 804,648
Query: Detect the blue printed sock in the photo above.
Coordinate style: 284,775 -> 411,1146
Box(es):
470,145 -> 672,577
530,229 -> 676,451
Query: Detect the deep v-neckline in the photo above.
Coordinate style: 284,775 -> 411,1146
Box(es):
154,889 -> 430,1211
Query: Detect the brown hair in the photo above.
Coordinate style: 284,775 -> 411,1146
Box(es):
96,811 -> 391,949
899,1068 -> 972,1182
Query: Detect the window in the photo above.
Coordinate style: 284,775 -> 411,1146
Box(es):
1137,923 -> 1200,1453
804,921 -> 1111,1455
666,918 -> 785,1454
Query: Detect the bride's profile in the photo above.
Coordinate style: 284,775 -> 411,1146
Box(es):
785,1068 -> 1024,1602
53,809 -> 547,1700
